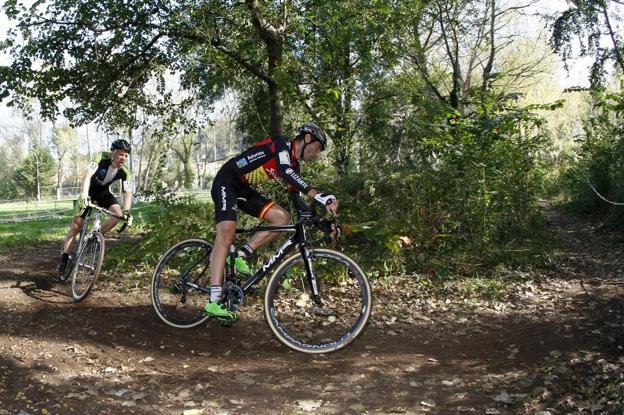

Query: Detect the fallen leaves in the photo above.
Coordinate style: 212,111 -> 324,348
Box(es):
297,399 -> 322,411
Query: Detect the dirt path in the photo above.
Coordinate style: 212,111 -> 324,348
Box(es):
1,206 -> 623,415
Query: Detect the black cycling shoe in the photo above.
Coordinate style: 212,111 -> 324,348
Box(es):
56,260 -> 68,276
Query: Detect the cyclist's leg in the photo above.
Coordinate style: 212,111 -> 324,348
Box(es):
248,203 -> 290,249
61,216 -> 86,255
58,203 -> 89,273
95,189 -> 122,235
58,216 -> 84,274
56,198 -> 89,274
100,204 -> 122,234
205,172 -> 239,321
237,188 -> 290,251
209,220 -> 236,289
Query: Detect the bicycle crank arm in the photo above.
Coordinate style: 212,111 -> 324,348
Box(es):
184,281 -> 210,294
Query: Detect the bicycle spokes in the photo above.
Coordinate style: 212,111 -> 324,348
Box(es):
151,240 -> 213,328
71,232 -> 105,302
265,249 -> 371,353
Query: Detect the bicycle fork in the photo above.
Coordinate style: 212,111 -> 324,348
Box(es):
73,210 -> 102,262
301,244 -> 323,306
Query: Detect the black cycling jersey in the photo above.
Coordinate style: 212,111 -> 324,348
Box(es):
77,152 -> 132,217
212,136 -> 312,223
87,152 -> 132,193
225,135 -> 311,194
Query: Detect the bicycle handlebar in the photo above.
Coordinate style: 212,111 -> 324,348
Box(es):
299,201 -> 340,242
85,203 -> 130,234
231,200 -> 343,245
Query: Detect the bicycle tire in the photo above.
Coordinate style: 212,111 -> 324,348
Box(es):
151,239 -> 213,328
264,248 -> 372,353
60,227 -> 87,283
71,232 -> 105,302
59,254 -> 74,282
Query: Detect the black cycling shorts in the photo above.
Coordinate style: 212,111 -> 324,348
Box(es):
77,187 -> 119,218
211,167 -> 275,224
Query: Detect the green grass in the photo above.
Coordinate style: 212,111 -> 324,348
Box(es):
0,200 -> 75,223
0,201 -> 156,249
0,216 -> 72,248
0,200 -> 75,249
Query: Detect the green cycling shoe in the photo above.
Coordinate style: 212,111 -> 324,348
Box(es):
226,255 -> 252,275
204,301 -> 238,323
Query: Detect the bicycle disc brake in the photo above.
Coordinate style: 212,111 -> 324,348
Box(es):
223,281 -> 245,311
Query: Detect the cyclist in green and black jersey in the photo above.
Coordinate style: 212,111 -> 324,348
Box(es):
56,139 -> 133,275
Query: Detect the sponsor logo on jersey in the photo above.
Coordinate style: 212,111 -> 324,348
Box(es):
236,158 -> 248,168
221,186 -> 227,211
288,171 -> 308,189
247,151 -> 265,163
278,151 -> 290,165
266,168 -> 278,179
87,161 -> 98,174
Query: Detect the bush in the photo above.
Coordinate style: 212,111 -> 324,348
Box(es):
105,193 -> 216,277
559,90 -> 624,230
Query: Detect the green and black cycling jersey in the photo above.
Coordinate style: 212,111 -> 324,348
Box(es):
75,152 -> 132,217
87,152 -> 132,193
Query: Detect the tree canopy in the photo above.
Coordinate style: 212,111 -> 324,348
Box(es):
1,0 -> 623,273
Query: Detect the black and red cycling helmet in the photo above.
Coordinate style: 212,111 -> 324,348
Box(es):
296,123 -> 328,150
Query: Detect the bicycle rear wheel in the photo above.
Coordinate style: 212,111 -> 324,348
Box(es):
71,232 -> 105,302
264,248 -> 372,353
151,239 -> 213,328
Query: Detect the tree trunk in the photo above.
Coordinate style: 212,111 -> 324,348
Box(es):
35,153 -> 41,201
137,128 -> 145,193
247,0 -> 285,136
601,4 -> 624,75
481,0 -> 496,93
56,156 -> 63,189
268,80 -> 284,136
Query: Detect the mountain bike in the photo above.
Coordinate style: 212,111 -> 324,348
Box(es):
150,205 -> 372,354
59,203 -> 129,302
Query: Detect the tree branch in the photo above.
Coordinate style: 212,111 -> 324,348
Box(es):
601,3 -> 624,74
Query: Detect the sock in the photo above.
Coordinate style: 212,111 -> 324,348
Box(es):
210,285 -> 223,302
238,244 -> 253,258
61,252 -> 70,263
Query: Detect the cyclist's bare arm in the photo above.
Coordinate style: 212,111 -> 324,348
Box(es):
120,173 -> 133,212
79,166 -> 95,196
122,190 -> 132,211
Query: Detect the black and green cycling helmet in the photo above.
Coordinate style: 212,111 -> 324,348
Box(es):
111,139 -> 131,153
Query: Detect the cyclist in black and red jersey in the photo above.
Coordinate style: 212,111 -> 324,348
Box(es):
204,122 -> 338,322
56,139 -> 133,276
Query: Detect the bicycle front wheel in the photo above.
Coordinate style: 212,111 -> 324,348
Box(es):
151,239 -> 213,328
264,248 -> 372,353
71,232 -> 105,302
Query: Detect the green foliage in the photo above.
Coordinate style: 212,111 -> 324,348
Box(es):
105,194 -> 216,274
12,145 -> 56,199
0,216 -> 70,248
0,0 -> 572,283
559,90 -> 624,229
550,0 -> 624,88
337,85 -> 553,276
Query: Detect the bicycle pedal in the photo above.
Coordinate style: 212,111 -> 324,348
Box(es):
217,318 -> 235,327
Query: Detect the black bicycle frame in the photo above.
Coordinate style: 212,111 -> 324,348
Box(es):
233,220 -> 322,303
